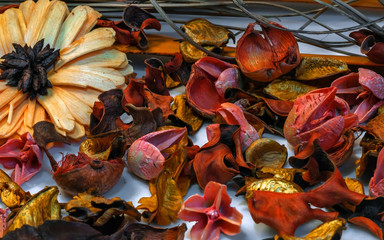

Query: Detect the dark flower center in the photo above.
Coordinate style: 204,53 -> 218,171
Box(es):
0,39 -> 60,100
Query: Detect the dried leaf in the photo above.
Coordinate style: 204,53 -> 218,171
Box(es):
295,57 -> 349,81
264,79 -> 317,101
0,169 -> 30,208
245,178 -> 303,200
124,223 -> 187,240
5,186 -> 61,234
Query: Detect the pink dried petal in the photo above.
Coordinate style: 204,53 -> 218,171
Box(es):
370,147 -> 384,197
195,56 -> 234,79
354,95 -> 384,123
0,133 -> 42,185
358,68 -> 384,99
215,68 -> 240,98
178,181 -> 242,240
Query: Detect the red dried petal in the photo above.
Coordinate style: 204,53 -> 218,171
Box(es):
349,216 -> 383,240
370,147 -> 384,197
144,89 -> 174,120
122,79 -> 146,108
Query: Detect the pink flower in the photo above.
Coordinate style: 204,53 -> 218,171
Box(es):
178,181 -> 242,240
0,133 -> 43,185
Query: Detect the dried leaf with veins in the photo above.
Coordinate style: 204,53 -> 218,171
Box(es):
264,79 -> 317,101
295,57 -> 349,82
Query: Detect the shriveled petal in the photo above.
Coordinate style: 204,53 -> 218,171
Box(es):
358,68 -> 384,99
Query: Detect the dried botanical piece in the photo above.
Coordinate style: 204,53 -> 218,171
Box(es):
275,218 -> 346,240
245,138 -> 287,169
264,79 -> 317,101
236,22 -> 300,82
258,167 -> 305,183
350,29 -> 384,64
0,1 -> 132,139
366,113 -> 384,140
180,18 -> 234,62
284,87 -> 358,153
0,169 -> 30,208
170,94 -> 204,134
186,56 -> 240,118
369,147 -> 384,197
123,223 -> 187,240
355,132 -> 384,178
5,186 -> 60,234
332,68 -> 384,123
295,57 -> 349,81
216,102 -> 259,152
0,132 -> 42,185
127,127 -> 187,180
65,192 -> 141,235
245,178 -> 303,199
178,181 -> 242,240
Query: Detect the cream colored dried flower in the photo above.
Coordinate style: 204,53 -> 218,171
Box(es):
0,0 -> 132,139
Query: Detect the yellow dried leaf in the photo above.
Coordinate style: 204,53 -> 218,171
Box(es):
171,94 -> 204,134
0,170 -> 30,208
295,57 -> 349,81
79,135 -> 116,161
258,167 -> 305,182
6,186 -> 60,233
264,79 -> 317,101
245,178 -> 303,199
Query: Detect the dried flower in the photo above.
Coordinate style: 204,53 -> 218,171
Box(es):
178,181 -> 243,240
0,1 -> 132,139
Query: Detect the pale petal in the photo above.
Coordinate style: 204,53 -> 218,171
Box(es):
0,88 -> 19,109
0,100 -> 28,138
24,99 -> 37,128
24,0 -> 51,46
48,66 -> 118,91
0,14 -> 13,53
0,82 -> 7,91
55,27 -> 116,69
61,87 -> 101,107
54,87 -> 92,125
37,1 -> 69,47
19,0 -> 35,27
33,102 -> 47,125
37,88 -> 75,132
73,6 -> 101,41
67,121 -> 85,140
118,62 -> 134,77
8,93 -> 28,124
68,48 -> 128,68
3,8 -> 25,46
15,8 -> 27,37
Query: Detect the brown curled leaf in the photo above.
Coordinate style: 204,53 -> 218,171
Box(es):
32,121 -> 70,147
122,78 -> 146,108
350,29 -> 384,64
5,186 -> 61,234
264,79 -> 317,101
144,88 -> 173,120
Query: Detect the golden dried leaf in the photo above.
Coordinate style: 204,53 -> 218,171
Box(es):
79,135 -> 117,161
180,41 -> 218,63
166,75 -> 180,89
171,94 -> 204,134
258,167 -> 305,182
264,79 -> 317,101
6,186 -> 60,233
345,177 -> 365,195
65,192 -> 121,213
245,138 -> 287,169
181,18 -> 232,46
245,178 -> 303,199
276,218 -> 346,240
295,57 -> 349,81
366,113 -> 384,140
0,169 -> 30,208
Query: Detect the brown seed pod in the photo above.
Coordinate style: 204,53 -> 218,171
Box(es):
245,138 -> 287,169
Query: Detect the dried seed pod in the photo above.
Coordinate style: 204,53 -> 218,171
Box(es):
245,138 -> 287,169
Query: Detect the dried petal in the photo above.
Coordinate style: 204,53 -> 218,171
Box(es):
369,147 -> 384,197
245,138 -> 287,169
295,57 -> 349,81
264,79 -> 317,101
0,169 -> 30,208
245,178 -> 303,200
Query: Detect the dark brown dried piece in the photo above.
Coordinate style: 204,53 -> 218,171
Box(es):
0,39 -> 59,99
245,138 -> 287,169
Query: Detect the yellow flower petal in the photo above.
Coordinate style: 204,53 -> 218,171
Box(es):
67,121 -> 85,140
0,100 -> 27,138
0,88 -> 19,110
69,48 -> 128,68
19,0 -> 35,27
61,87 -> 102,107
3,8 -> 25,46
24,98 -> 37,128
24,0 -> 52,46
73,6 -> 101,42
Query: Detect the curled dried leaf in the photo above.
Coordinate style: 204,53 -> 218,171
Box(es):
245,178 -> 303,200
5,186 -> 61,234
264,80 -> 317,101
245,138 -> 287,169
295,57 -> 349,81
0,170 -> 30,208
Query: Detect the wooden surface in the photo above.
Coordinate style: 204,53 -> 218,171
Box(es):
267,0 -> 382,8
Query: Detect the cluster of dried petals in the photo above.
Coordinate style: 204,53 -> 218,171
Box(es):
284,86 -> 358,151
178,181 -> 242,240
0,133 -> 42,185
216,102 -> 259,152
331,68 -> 384,123
127,128 -> 187,180
97,6 -> 161,50
369,147 -> 384,197
236,22 -> 300,82
350,29 -> 384,64
0,1 -> 132,139
186,56 -> 240,118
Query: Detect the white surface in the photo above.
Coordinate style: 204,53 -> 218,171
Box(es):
5,3 -> 384,240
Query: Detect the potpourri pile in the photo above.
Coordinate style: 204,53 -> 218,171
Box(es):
0,1 -> 383,240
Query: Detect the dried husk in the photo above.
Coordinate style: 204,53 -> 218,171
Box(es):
0,169 -> 30,208
245,178 -> 303,200
245,138 -> 287,169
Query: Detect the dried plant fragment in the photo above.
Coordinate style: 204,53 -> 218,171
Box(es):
178,181 -> 242,240
0,169 -> 30,208
0,132 -> 43,185
264,79 -> 317,101
65,192 -> 141,235
369,147 -> 384,197
275,218 -> 346,240
170,94 -> 204,134
5,186 -> 60,234
350,29 -> 384,64
245,138 -> 287,169
180,18 -> 234,63
236,22 -> 300,82
186,56 -> 240,118
245,178 -> 303,200
295,57 -> 349,81
127,127 -> 187,180
124,223 -> 187,240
